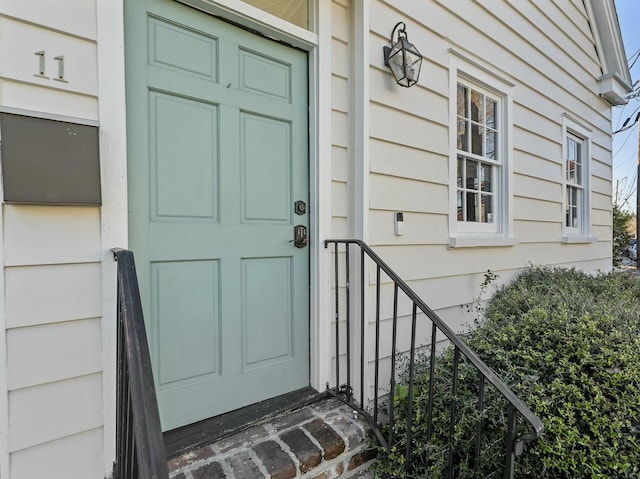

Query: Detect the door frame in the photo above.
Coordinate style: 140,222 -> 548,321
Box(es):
158,0 -> 335,397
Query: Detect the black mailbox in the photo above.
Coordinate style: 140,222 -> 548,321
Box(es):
0,112 -> 101,206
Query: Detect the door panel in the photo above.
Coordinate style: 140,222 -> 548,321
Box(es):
241,113 -> 291,223
150,92 -> 219,220
126,0 -> 309,431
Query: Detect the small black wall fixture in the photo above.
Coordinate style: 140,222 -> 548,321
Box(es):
383,22 -> 423,88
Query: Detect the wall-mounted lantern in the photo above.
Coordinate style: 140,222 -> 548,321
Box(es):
383,22 -> 422,88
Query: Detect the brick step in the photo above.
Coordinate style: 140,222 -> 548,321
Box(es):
168,398 -> 376,479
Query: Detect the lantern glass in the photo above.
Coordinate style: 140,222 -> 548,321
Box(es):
387,37 -> 422,87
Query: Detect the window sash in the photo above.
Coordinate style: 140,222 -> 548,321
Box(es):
456,82 -> 501,228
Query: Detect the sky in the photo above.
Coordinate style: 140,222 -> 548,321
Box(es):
612,0 -> 640,211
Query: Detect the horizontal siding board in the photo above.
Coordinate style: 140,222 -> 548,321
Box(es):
513,174 -> 562,203
514,196 -> 561,222
369,210 -> 449,246
331,1 -> 350,42
332,75 -> 349,113
5,263 -> 102,328
7,319 -> 102,390
514,220 -> 562,244
369,138 -> 448,185
514,152 -> 562,182
369,67 -> 448,126
0,79 -> 98,121
592,208 -> 610,227
4,206 -> 101,266
332,110 -> 349,147
591,191 -> 611,210
513,128 -> 560,165
369,174 -> 448,214
331,37 -> 349,78
591,224 -> 609,240
0,0 -> 97,40
10,428 -> 103,479
369,102 -> 449,155
332,145 -> 349,182
332,181 -> 348,217
331,217 -> 348,237
592,176 -> 611,196
8,374 -> 103,452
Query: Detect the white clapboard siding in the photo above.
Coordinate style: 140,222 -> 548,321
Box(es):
5,263 -> 102,329
369,210 -> 449,246
1,0 -> 98,40
332,0 -> 349,42
332,145 -> 349,181
7,318 -> 102,390
332,75 -> 349,113
372,242 -> 610,283
369,174 -> 449,215
8,374 -> 103,452
0,79 -> 99,121
0,17 -> 98,97
369,138 -> 449,186
10,428 -> 103,479
4,206 -> 101,266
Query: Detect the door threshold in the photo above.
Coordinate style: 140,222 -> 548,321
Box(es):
164,386 -> 325,458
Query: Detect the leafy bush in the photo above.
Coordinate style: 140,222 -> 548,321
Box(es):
612,204 -> 634,266
373,267 -> 640,479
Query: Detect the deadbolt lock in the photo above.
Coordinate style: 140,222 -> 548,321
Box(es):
294,200 -> 306,215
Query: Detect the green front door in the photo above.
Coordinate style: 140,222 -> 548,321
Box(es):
125,0 -> 310,431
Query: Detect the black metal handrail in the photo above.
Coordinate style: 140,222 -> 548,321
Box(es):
324,239 -> 543,479
112,248 -> 169,479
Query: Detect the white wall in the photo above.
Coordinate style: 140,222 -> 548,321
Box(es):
0,1 -> 127,477
349,0 -> 615,399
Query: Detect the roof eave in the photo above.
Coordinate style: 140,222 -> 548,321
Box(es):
585,0 -> 633,104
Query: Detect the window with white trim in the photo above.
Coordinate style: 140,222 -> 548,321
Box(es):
456,83 -> 500,232
562,118 -> 592,241
448,62 -> 515,248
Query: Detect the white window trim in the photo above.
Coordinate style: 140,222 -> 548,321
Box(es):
561,116 -> 596,244
448,52 -> 516,248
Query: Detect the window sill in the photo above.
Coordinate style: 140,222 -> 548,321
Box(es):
562,235 -> 597,244
449,236 -> 519,248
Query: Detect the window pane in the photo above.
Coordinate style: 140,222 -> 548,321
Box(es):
457,191 -> 464,220
567,138 -> 576,161
471,124 -> 483,155
470,91 -> 483,123
486,99 -> 496,128
481,194 -> 493,223
457,120 -> 468,151
457,84 -> 468,118
466,161 -> 479,190
567,159 -> 576,183
575,161 -> 582,186
466,192 -> 478,222
486,129 -> 496,160
571,206 -> 579,228
480,163 -> 492,192
457,157 -> 464,187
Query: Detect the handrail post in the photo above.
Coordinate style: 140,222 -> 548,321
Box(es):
113,248 -> 169,479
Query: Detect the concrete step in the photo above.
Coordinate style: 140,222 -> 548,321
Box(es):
168,398 -> 376,479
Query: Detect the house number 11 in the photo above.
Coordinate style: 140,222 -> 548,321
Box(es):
34,51 -> 68,83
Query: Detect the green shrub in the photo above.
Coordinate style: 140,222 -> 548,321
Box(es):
372,267 -> 640,479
